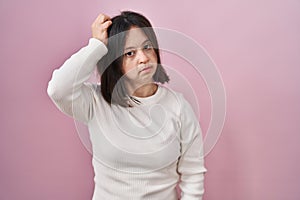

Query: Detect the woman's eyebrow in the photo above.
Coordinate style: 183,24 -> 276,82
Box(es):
141,39 -> 151,45
124,39 -> 151,51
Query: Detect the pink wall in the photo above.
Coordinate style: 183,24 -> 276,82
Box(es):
1,0 -> 300,199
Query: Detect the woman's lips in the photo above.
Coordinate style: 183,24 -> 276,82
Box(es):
140,65 -> 152,73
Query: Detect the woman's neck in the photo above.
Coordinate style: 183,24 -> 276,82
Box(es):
127,82 -> 158,98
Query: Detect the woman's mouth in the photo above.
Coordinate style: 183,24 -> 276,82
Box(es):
140,65 -> 152,73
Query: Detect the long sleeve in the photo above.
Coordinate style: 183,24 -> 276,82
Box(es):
47,38 -> 108,124
177,95 -> 207,200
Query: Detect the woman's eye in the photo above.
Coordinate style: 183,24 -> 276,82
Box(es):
144,44 -> 153,50
125,51 -> 135,57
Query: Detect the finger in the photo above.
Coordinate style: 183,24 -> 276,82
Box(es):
96,13 -> 110,23
102,20 -> 112,29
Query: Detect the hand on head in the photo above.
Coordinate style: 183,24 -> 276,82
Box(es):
91,13 -> 112,46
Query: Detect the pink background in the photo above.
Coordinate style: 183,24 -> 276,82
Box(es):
1,0 -> 300,199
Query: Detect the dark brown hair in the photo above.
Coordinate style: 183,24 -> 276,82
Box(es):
97,11 -> 169,107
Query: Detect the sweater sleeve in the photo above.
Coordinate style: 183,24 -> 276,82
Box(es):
177,95 -> 207,200
47,38 -> 108,124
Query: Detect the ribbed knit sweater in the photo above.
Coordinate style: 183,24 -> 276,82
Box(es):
47,38 -> 206,200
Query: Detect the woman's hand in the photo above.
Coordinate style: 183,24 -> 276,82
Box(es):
91,13 -> 112,46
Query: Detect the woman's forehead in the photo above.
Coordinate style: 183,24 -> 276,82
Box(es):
124,27 -> 149,48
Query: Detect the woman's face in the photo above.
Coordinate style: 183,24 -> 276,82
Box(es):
122,27 -> 158,84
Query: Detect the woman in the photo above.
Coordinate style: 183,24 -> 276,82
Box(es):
47,11 -> 206,200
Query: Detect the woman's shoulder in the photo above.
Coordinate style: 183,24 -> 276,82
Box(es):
159,84 -> 185,102
159,84 -> 196,114
157,84 -> 189,113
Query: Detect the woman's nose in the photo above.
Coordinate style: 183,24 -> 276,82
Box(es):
137,50 -> 149,64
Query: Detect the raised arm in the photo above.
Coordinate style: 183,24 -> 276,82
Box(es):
177,95 -> 207,200
47,14 -> 112,123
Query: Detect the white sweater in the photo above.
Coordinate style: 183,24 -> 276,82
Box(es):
47,38 -> 207,200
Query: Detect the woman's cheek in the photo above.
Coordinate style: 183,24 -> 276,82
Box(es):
124,67 -> 139,80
